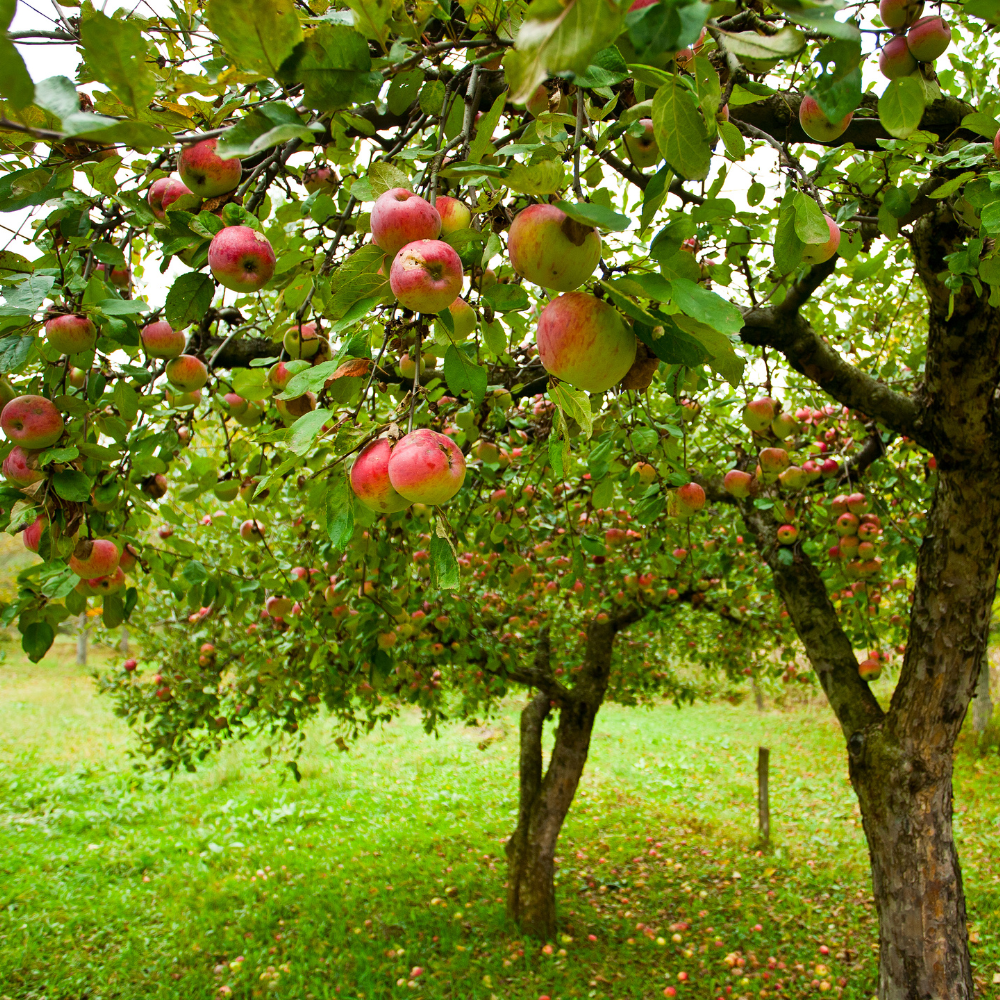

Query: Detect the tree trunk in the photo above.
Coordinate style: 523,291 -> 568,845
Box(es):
972,651 -> 993,734
505,614 -> 638,938
76,613 -> 87,666
751,675 -> 764,711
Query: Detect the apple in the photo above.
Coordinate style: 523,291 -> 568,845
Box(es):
177,138 -> 241,198
436,196 -> 471,235
68,368 -> 86,389
302,165 -> 338,194
880,0 -> 923,28
69,537 -> 120,578
389,240 -> 464,314
89,567 -> 126,595
3,445 -> 43,486
777,524 -> 799,545
95,263 -> 130,288
778,465 -> 810,490
147,176 -> 197,220
22,515 -> 45,552
371,188 -> 442,256
858,656 -> 882,682
836,512 -> 860,536
143,473 -> 169,499
508,204 -> 601,291
879,35 -> 918,78
119,543 -> 139,573
387,428 -> 466,504
624,119 -> 660,170
266,596 -> 294,618
124,658 -> 138,672
240,519 -> 266,542
434,297 -> 476,340
1,396 -> 64,449
675,27 -> 706,69
398,354 -> 426,379
214,477 -> 241,501
801,215 -> 841,264
275,392 -> 316,425
771,411 -> 798,439
283,321 -> 321,360
742,397 -> 775,431
166,389 -> 202,408
141,320 -> 185,359
165,355 -> 209,391
757,447 -> 790,482
631,461 -> 656,485
906,16 -> 950,61
798,96 -> 853,142
994,129 -> 1000,159
536,292 -> 636,393
722,469 -> 757,500
268,360 -> 310,392
668,482 -> 705,518
847,491 -> 868,515
45,314 -> 96,355
208,226 -> 276,292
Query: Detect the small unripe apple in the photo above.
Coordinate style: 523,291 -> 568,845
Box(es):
45,314 -> 96,355
302,165 -> 339,194
165,355 -> 209,392
631,461 -> 656,485
778,465 -> 809,490
798,95 -> 853,142
771,411 -> 799,439
283,321 -> 321,360
906,16 -> 950,61
371,188 -> 442,256
214,477 -> 241,502
178,138 -> 241,198
434,297 -> 476,339
208,226 -> 276,293
95,263 -> 130,288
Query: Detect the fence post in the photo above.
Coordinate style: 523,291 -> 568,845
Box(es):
757,747 -> 770,847
76,612 -> 87,666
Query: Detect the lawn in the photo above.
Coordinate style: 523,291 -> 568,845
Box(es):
0,639 -> 998,1000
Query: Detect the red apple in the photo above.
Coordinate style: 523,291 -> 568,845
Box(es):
435,195 -> 471,235
389,239 -> 464,314
69,537 -> 120,578
208,226 -> 276,292
165,355 -> 208,391
147,176 -> 197,220
45,314 -> 96,355
95,263 -> 130,288
879,35 -> 918,78
387,428 -> 466,504
777,524 -> 799,545
371,188 -> 442,256
89,567 -> 126,595
302,165 -> 339,194
240,519 -> 266,542
536,292 -> 636,392
1,396 -> 64,449
22,515 -> 45,552
801,215 -> 841,264
3,445 -> 43,486
508,204 -> 601,291
906,15 -> 950,61
631,461 -> 656,485
798,96 -> 853,142
141,320 -> 185,359
880,0 -> 922,29
858,656 -> 882,681
178,138 -> 241,198
742,397 -> 775,431
668,482 -> 705,518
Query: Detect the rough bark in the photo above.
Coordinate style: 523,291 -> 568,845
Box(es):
972,652 -> 993,734
505,611 -> 642,938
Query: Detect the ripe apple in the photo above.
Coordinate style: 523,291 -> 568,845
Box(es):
836,512 -> 860,536
208,226 -> 276,292
166,388 -> 202,408
240,519 -> 266,542
165,355 -> 209,391
777,524 -> 799,545
771,411 -> 798,439
742,397 -> 775,431
283,321 -> 321,360
371,188 -> 442,256
389,240 -> 464,314
141,320 -> 185,359
95,263 -> 130,288
631,461 -> 656,485
536,291 -> 636,392
668,482 -> 705,517
879,34 -> 918,78
798,96 -> 853,142
801,215 -> 841,264
906,15 -> 950,60
69,537 -> 120,578
1,396 -> 64,449
45,314 -> 96,355
846,491 -> 868,514
177,138 -> 241,198
387,428 -> 466,504
858,656 -> 882,681
757,447 -> 790,482
436,195 -> 471,235
624,119 -> 660,170
147,176 -> 197,220
268,361 -> 309,392
124,658 -> 138,672
880,0 -> 923,28
3,445 -> 43,486
302,165 -> 338,194
266,596 -> 294,618
778,465 -> 810,490
89,567 -> 126,595
508,204 -> 601,291
22,515 -> 46,552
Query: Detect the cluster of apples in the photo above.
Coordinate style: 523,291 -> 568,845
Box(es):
877,0 -> 951,80
829,491 -> 885,583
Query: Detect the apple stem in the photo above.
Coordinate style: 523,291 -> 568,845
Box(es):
408,326 -> 422,434
572,92 -> 587,200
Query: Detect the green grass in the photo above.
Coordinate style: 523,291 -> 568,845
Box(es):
0,640 -> 998,1000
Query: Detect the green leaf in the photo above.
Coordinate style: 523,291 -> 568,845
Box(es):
21,621 -> 54,663
503,0 -> 625,104
718,26 -> 805,66
282,359 -> 336,398
482,284 -> 530,313
482,319 -> 506,354
0,164 -> 73,214
288,407 -> 332,455
961,111 -> 1000,139
553,199 -> 629,232
103,593 -> 125,629
98,298 -> 149,316
0,274 -> 55,316
670,278 -> 744,335
431,530 -> 460,590
550,381 -> 593,439
773,0 -> 860,41
79,10 -> 157,111
206,0 -> 304,77
216,104 -> 315,158
0,0 -> 33,108
572,45 -> 630,89
793,192 -> 831,244
52,470 -> 93,502
505,159 -> 565,195
624,0 -> 709,61
878,76 -> 925,140
443,345 -> 487,407
469,89 -> 507,165
387,68 -> 423,117
651,74 -> 711,181
717,120 -> 746,160
0,334 -> 34,372
326,470 -> 354,548
165,272 -> 214,331
282,24 -> 382,112
672,315 -> 745,386
232,367 -> 273,402
114,381 -> 139,422
368,162 -> 410,198
809,37 -> 862,123
773,196 -> 805,274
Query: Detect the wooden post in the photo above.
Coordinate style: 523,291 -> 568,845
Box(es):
76,612 -> 87,666
757,747 -> 770,847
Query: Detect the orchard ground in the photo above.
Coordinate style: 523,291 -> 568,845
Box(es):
0,640 -> 998,1000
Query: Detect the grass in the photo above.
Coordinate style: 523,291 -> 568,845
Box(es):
0,640 -> 998,1000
